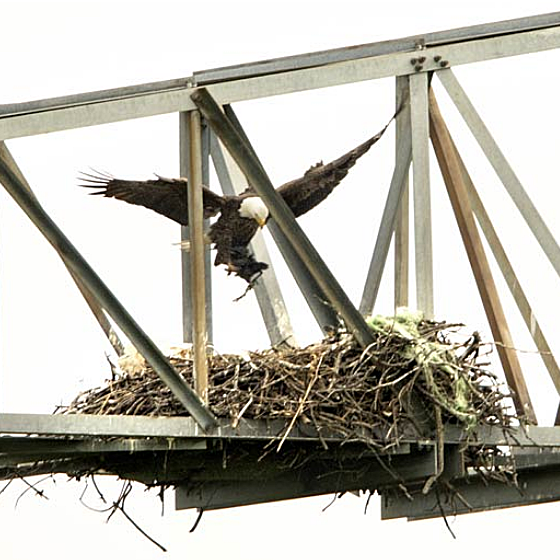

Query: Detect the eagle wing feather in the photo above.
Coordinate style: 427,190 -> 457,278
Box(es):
80,171 -> 224,226
275,117 -> 394,217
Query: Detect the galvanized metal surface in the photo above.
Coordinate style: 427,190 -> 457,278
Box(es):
221,105 -> 339,333
2,24 -> 560,140
437,68 -> 560,280
1,412 -> 560,447
0,412 -> 337,440
193,11 -> 560,84
0,154 -> 217,431
381,461 -> 560,520
410,72 -> 434,318
176,446 -> 437,510
360,114 -> 412,315
0,77 -> 192,118
0,11 -> 556,123
393,76 -> 410,310
0,436 -> 207,456
186,110 -> 210,401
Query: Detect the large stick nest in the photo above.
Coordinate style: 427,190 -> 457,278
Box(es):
59,311 -> 515,449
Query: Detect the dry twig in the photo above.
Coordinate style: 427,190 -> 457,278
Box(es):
59,318 -> 515,462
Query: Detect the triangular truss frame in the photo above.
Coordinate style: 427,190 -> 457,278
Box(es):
1,11 -> 560,516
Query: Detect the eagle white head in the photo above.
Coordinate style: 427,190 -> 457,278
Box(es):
239,197 -> 269,228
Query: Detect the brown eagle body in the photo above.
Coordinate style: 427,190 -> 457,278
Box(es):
81,116 -> 394,284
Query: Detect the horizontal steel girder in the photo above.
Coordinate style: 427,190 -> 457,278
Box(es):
381,455 -> 560,520
1,18 -> 560,139
3,413 -> 560,447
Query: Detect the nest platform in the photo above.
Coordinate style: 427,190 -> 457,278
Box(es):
4,312 -> 556,517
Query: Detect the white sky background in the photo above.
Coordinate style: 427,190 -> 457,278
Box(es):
1,0 -> 560,557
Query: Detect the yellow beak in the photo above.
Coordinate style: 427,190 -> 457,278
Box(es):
257,218 -> 267,228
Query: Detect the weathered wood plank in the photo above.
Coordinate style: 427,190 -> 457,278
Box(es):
186,110 -> 209,402
428,89 -> 536,424
450,135 -> 560,399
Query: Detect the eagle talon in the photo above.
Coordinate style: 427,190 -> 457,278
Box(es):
233,270 -> 264,302
233,283 -> 254,302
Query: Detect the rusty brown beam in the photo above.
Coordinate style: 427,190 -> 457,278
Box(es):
450,134 -> 560,402
428,88 -> 536,424
186,110 -> 209,402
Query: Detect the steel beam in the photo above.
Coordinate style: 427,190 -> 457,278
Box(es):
185,111 -> 210,401
2,24 -> 560,140
179,112 -> 213,345
0,412 -> 560,445
410,72 -> 434,318
209,131 -> 296,346
381,465 -> 560,520
450,134 -> 560,397
0,412 -> 348,440
221,104 -> 339,333
0,154 -> 217,431
0,436 -> 206,455
193,11 -> 560,84
0,143 -> 125,357
0,12 -> 554,120
360,113 -> 412,315
429,88 -> 537,424
192,89 -> 374,345
394,76 -> 410,309
176,446 -> 437,510
437,68 -> 560,281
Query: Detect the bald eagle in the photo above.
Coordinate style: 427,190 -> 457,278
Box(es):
81,118 -> 393,285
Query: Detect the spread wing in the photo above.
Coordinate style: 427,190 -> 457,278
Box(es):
79,171 -> 225,226
276,117 -> 394,217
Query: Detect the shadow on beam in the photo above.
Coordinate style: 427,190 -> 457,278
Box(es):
381,459 -> 560,520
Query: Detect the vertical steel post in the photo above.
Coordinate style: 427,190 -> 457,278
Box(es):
394,76 -> 410,310
410,72 -> 434,318
429,88 -> 536,424
179,113 -> 213,346
186,110 -> 210,402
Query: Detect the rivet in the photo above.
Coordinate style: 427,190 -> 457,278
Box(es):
440,60 -> 449,67
418,56 -> 426,63
414,64 -> 423,72
434,55 -> 442,62
410,58 -> 418,65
